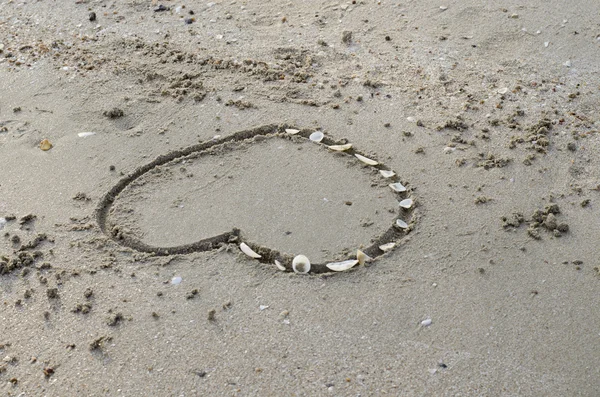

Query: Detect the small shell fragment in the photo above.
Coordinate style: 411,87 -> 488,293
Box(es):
326,259 -> 359,272
379,242 -> 395,252
240,242 -> 261,259
309,131 -> 324,142
274,260 -> 286,271
399,198 -> 413,209
379,170 -> 396,178
389,183 -> 407,192
407,116 -> 416,123
357,250 -> 372,266
421,318 -> 432,327
171,276 -> 182,285
292,255 -> 311,274
395,219 -> 409,229
40,139 -> 53,151
327,143 -> 352,151
78,132 -> 96,138
355,153 -> 378,166
285,128 -> 300,135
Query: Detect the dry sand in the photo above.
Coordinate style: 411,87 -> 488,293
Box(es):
1,0 -> 599,395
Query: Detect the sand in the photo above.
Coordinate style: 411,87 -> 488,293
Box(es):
1,0 -> 599,395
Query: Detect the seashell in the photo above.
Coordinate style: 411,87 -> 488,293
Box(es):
379,242 -> 395,252
399,198 -> 413,209
309,131 -> 324,142
407,116 -> 416,123
171,276 -> 182,285
379,170 -> 396,178
355,153 -> 378,166
40,139 -> 53,151
389,183 -> 407,192
240,242 -> 261,259
285,128 -> 300,135
274,260 -> 286,271
421,318 -> 432,327
395,219 -> 409,229
292,255 -> 311,274
78,132 -> 96,138
326,259 -> 359,272
327,143 -> 352,151
357,250 -> 372,266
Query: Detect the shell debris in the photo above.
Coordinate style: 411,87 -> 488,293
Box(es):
78,132 -> 96,138
326,259 -> 359,272
240,242 -> 261,259
292,255 -> 311,274
399,198 -> 413,209
309,131 -> 324,142
327,143 -> 352,151
285,128 -> 300,135
355,153 -> 378,166
379,170 -> 396,178
389,183 -> 407,192
40,139 -> 53,151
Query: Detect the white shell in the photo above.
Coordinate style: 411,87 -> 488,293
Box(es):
274,260 -> 286,271
285,128 -> 300,135
240,242 -> 261,259
389,183 -> 407,192
78,132 -> 96,138
357,250 -> 372,266
171,276 -> 182,285
327,143 -> 352,151
395,219 -> 409,229
421,318 -> 432,327
407,116 -> 416,123
379,170 -> 396,178
309,131 -> 324,142
399,198 -> 413,208
355,153 -> 378,166
292,255 -> 311,274
379,242 -> 395,252
326,259 -> 359,272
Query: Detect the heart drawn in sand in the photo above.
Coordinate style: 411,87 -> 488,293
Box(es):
96,124 -> 415,273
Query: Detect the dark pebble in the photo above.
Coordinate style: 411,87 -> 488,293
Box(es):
154,5 -> 169,12
89,12 -> 96,22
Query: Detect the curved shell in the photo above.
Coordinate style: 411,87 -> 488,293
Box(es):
285,128 -> 300,135
395,219 -> 409,229
292,255 -> 311,274
326,259 -> 359,272
379,242 -> 395,252
399,198 -> 413,209
309,131 -> 324,142
379,170 -> 396,178
240,242 -> 261,259
274,260 -> 286,271
327,143 -> 352,151
389,183 -> 407,192
357,249 -> 372,266
355,153 -> 378,166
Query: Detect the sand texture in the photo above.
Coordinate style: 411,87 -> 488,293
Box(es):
1,1 -> 599,395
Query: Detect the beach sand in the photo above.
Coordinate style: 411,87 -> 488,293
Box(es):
1,1 -> 599,395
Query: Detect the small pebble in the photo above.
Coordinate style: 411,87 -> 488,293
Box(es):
171,276 -> 182,285
421,318 -> 432,327
89,12 -> 96,22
